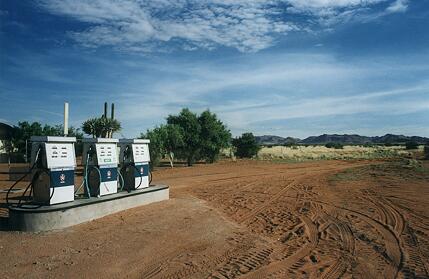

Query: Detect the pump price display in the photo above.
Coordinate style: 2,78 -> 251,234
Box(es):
95,144 -> 118,165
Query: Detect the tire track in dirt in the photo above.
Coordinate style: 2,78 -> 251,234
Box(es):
401,224 -> 429,278
159,238 -> 256,279
297,198 -> 403,279
240,215 -> 319,279
360,190 -> 428,278
237,179 -> 300,225
363,190 -> 405,236
235,164 -> 353,225
137,244 -> 209,279
320,209 -> 356,279
157,161 -> 388,278
202,163 -> 371,279
207,247 -> 274,279
376,195 -> 429,278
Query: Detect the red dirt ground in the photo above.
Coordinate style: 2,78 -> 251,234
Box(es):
0,159 -> 428,278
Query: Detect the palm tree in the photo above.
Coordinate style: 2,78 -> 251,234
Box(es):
82,117 -> 121,138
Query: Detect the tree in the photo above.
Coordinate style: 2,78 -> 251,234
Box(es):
141,126 -> 165,168
232,133 -> 260,158
167,108 -> 201,166
405,141 -> 419,150
424,145 -> 429,160
163,124 -> 185,168
9,122 -> 83,160
325,142 -> 344,149
140,124 -> 184,168
82,117 -> 121,138
11,122 -> 43,157
198,110 -> 231,163
142,108 -> 231,168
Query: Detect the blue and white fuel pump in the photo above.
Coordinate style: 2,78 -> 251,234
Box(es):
82,138 -> 119,197
30,136 -> 77,205
119,139 -> 151,190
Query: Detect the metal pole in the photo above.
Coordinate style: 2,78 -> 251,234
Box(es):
104,102 -> 108,118
64,102 -> 69,136
25,139 -> 28,163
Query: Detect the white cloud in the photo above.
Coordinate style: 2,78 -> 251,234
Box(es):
36,0 -> 404,53
386,0 -> 408,13
38,0 -> 297,53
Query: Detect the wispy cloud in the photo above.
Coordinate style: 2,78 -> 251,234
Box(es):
94,52 -> 429,136
36,0 -> 403,53
38,0 -> 297,53
386,0 -> 409,13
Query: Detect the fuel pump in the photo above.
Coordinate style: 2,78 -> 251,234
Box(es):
119,139 -> 151,191
24,136 -> 76,205
82,138 -> 119,197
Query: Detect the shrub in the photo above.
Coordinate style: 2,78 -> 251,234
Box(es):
232,133 -> 261,158
424,145 -> 429,160
325,142 -> 344,149
405,141 -> 419,150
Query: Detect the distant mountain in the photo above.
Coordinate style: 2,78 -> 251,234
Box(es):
256,134 -> 429,145
300,134 -> 372,144
255,135 -> 300,145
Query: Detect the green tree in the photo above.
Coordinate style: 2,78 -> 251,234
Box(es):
167,108 -> 201,166
141,126 -> 165,168
232,133 -> 260,158
140,124 -> 184,168
142,109 -> 231,168
163,124 -> 185,168
11,122 -> 43,157
198,110 -> 231,163
405,141 -> 419,150
82,117 -> 121,138
325,142 -> 344,149
9,122 -> 83,160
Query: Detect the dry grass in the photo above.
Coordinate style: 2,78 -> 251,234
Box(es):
257,145 -> 422,161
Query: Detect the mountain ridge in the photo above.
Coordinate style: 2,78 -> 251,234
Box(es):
255,134 -> 429,145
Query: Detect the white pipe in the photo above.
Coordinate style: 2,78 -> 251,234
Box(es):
64,102 -> 69,136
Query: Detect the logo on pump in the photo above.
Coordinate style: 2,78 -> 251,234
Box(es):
60,173 -> 66,183
107,170 -> 112,179
140,167 -> 144,174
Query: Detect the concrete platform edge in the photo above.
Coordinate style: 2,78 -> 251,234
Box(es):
8,186 -> 169,232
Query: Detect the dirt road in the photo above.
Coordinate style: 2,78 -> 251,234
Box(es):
1,160 -> 428,278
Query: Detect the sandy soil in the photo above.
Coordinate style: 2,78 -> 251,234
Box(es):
0,159 -> 428,278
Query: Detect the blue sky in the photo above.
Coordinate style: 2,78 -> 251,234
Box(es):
1,0 -> 428,138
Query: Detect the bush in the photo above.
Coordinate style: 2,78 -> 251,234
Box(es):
232,133 -> 261,158
325,142 -> 344,149
424,145 -> 429,159
283,142 -> 296,147
405,141 -> 419,150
